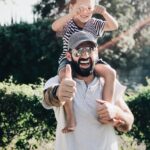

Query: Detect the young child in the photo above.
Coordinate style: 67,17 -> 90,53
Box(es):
52,0 -> 118,133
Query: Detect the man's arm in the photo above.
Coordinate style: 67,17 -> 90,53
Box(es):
93,5 -> 118,31
113,98 -> 134,132
43,85 -> 61,107
43,65 -> 76,108
96,99 -> 134,132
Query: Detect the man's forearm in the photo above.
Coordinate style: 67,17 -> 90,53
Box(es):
43,86 -> 62,107
115,105 -> 134,132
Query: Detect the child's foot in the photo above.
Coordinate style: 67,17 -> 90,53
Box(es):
62,117 -> 76,133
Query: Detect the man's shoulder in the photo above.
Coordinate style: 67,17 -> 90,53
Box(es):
98,77 -> 126,96
115,79 -> 126,95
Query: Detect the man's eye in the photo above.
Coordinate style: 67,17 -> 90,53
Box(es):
75,52 -> 80,57
78,48 -> 83,51
72,51 -> 80,57
88,7 -> 92,10
86,47 -> 91,50
85,47 -> 93,52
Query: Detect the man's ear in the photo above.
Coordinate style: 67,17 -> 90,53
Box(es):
69,4 -> 73,13
66,52 -> 72,61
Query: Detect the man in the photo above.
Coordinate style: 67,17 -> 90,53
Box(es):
42,31 -> 134,150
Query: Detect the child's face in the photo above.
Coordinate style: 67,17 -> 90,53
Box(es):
72,0 -> 95,23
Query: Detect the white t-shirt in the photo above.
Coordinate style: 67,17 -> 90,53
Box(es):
43,76 -> 126,150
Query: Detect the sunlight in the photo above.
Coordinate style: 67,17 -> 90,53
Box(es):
0,0 -> 37,25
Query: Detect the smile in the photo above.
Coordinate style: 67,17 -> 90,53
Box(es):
79,58 -> 90,68
80,59 -> 90,64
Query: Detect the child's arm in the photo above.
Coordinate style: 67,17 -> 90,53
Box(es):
52,6 -> 83,32
93,5 -> 118,31
52,13 -> 74,32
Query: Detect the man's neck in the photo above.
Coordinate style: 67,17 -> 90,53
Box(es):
76,73 -> 95,85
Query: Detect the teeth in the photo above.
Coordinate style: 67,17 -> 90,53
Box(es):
80,60 -> 89,64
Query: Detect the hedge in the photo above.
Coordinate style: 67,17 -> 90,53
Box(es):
0,19 -> 62,84
0,80 -> 55,149
127,79 -> 150,149
0,79 -> 150,149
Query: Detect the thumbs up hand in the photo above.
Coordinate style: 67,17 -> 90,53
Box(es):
65,64 -> 72,79
56,64 -> 76,104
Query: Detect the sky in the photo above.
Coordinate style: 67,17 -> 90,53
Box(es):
0,0 -> 38,25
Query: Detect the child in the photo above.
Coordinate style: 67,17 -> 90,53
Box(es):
52,0 -> 118,133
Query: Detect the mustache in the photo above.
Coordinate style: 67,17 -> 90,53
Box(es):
78,58 -> 91,64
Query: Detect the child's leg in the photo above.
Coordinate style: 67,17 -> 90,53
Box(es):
59,67 -> 76,133
95,63 -> 116,102
62,101 -> 76,133
95,63 -> 123,124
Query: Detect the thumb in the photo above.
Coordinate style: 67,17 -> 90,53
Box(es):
65,64 -> 72,79
96,99 -> 105,104
112,118 -> 125,126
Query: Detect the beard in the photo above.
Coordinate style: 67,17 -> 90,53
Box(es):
70,57 -> 95,77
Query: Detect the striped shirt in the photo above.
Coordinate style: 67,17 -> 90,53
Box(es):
58,18 -> 105,64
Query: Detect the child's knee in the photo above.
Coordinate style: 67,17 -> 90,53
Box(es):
95,64 -> 116,80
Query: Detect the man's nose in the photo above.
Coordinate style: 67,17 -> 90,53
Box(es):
81,50 -> 90,57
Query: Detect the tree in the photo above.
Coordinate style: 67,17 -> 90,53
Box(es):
32,0 -> 150,85
98,16 -> 150,52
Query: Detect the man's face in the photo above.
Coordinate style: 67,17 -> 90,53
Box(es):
69,41 -> 97,77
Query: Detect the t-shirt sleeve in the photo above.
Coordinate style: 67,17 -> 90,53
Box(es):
113,80 -> 127,104
42,76 -> 59,109
83,18 -> 105,38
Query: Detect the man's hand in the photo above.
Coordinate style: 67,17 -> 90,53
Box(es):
93,5 -> 106,15
56,64 -> 76,104
96,99 -> 117,124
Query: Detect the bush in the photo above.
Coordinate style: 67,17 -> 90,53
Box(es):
0,80 -> 55,149
127,79 -> 150,149
0,19 -> 62,84
1,79 -> 150,149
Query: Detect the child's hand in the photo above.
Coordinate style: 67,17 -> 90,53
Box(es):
70,5 -> 85,17
113,118 -> 128,132
71,5 -> 93,17
93,5 -> 106,15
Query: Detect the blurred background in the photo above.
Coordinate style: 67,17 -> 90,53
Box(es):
0,0 -> 150,149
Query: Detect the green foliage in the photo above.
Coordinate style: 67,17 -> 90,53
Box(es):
33,0 -> 66,18
0,1 -> 149,85
0,19 -> 62,83
0,80 -> 55,149
127,79 -> 150,149
119,134 -> 146,150
1,79 -> 150,149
